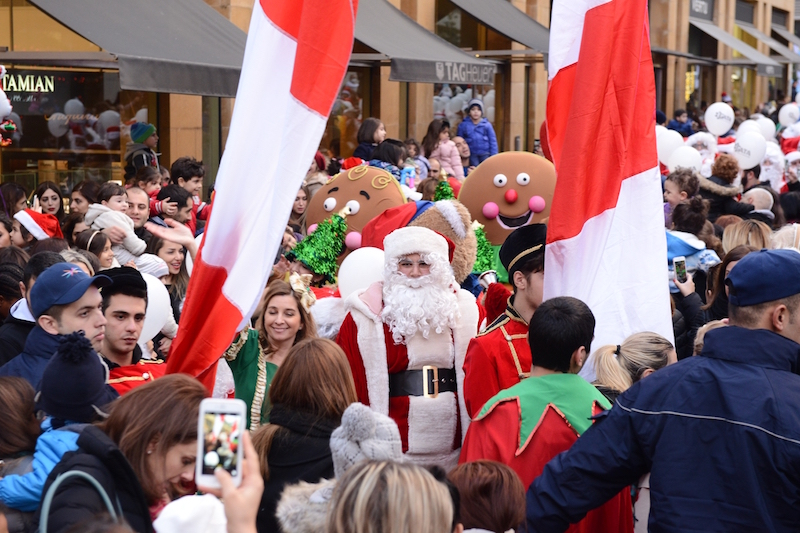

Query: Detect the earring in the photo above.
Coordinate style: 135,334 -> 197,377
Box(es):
147,450 -> 152,455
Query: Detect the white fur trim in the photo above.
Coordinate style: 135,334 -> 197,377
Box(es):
345,289 -> 390,414
454,289 -> 478,439
384,226 -> 448,263
310,297 -> 346,340
407,393 -> 458,455
13,210 -> 48,241
434,200 -> 468,239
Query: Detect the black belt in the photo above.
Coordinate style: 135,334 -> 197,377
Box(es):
388,366 -> 456,398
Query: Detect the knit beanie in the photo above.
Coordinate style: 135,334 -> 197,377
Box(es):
330,403 -> 403,478
36,332 -> 119,423
130,122 -> 156,144
14,209 -> 63,240
467,98 -> 484,113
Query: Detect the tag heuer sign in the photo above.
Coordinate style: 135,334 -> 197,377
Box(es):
390,59 -> 496,85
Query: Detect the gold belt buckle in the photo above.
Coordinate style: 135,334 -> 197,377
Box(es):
422,365 -> 439,398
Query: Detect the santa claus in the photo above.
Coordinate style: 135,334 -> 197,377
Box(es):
336,226 -> 479,469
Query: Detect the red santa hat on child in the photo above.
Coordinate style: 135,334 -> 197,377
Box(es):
13,209 -> 63,240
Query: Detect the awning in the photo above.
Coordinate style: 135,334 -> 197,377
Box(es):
690,17 -> 781,75
736,22 -> 800,63
772,25 -> 800,50
355,0 -> 495,84
449,0 -> 549,54
651,46 -> 718,64
28,0 -> 246,97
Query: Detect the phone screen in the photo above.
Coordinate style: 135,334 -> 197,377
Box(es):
202,412 -> 243,476
675,259 -> 687,283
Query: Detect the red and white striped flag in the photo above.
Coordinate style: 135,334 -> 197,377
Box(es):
543,0 -> 673,380
166,0 -> 358,392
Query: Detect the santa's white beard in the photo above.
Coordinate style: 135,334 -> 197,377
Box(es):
382,269 -> 460,345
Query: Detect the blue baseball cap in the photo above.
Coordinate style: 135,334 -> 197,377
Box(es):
30,263 -> 112,318
726,249 -> 800,306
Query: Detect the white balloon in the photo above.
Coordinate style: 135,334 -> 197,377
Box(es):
47,113 -> 69,137
655,125 -> 667,139
484,91 -> 495,109
705,102 -> 735,136
446,98 -> 463,114
737,119 -> 762,137
134,108 -> 149,123
734,131 -> 768,170
139,273 -> 172,344
657,129 -> 684,165
755,116 -> 776,140
667,146 -> 703,173
337,247 -> 385,300
64,98 -> 85,117
779,104 -> 800,127
97,110 -> 120,137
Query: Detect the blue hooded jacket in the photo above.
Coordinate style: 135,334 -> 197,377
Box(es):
0,419 -> 80,512
527,327 -> 800,533
0,326 -> 61,389
456,118 -> 498,167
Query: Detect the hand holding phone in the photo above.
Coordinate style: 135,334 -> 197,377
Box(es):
197,398 -> 247,488
673,255 -> 687,284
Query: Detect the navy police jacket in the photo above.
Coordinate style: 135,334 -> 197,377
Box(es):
526,326 -> 800,533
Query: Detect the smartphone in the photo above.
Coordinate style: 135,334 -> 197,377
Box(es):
673,255 -> 687,283
196,398 -> 246,488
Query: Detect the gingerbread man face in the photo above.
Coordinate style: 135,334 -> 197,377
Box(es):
306,166 -> 407,262
458,152 -> 556,245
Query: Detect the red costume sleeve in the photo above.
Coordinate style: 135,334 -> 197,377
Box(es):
459,401 -> 519,464
463,337 -> 501,418
336,313 -> 370,405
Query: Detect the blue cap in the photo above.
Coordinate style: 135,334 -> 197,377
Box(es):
30,263 -> 112,318
726,249 -> 800,306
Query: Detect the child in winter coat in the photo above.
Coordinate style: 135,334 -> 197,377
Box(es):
124,122 -> 159,180
0,333 -> 118,512
663,168 -> 700,227
84,183 -> 147,266
456,99 -> 498,167
666,197 -> 721,294
422,119 -> 464,180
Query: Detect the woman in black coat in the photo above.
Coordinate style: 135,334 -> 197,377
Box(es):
697,154 -> 754,222
252,338 -> 357,533
35,375 -> 206,533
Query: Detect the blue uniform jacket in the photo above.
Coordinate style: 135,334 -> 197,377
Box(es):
667,119 -> 693,137
526,326 -> 800,533
456,118 -> 498,167
0,326 -> 61,389
0,420 -> 80,512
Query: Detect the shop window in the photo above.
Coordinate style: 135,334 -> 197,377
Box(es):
0,0 -> 10,50
319,69 -> 369,160
731,66 -> 755,111
0,67 -> 157,191
734,0 -> 755,24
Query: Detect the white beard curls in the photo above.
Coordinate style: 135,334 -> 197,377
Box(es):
381,254 -> 461,345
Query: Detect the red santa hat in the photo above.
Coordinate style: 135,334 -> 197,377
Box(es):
14,209 -> 63,240
383,226 -> 454,265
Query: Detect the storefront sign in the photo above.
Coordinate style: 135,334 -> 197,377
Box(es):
2,73 -> 55,94
758,64 -> 778,77
391,59 -> 495,85
690,0 -> 714,21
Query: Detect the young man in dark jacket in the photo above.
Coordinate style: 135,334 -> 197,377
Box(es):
0,252 -> 62,367
0,263 -> 110,388
527,249 -> 800,533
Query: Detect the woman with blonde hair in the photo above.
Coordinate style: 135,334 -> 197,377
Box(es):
224,276 -> 317,430
252,337 -> 356,533
721,219 -> 771,254
593,332 -> 676,404
327,461 -> 453,533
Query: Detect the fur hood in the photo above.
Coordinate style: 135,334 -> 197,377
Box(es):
275,479 -> 335,533
698,175 -> 741,198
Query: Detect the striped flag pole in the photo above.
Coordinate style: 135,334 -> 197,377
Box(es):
166,0 -> 358,392
544,0 -> 673,381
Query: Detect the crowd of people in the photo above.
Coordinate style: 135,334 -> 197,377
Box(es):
1,100 -> 800,533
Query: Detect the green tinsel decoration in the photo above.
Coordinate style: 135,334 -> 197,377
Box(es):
434,180 -> 455,201
472,223 -> 494,273
286,214 -> 347,283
